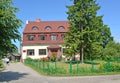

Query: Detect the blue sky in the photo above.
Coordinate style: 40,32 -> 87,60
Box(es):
13,0 -> 120,49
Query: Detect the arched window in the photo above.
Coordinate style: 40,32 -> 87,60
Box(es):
58,26 -> 65,30
45,26 -> 51,30
32,26 -> 39,30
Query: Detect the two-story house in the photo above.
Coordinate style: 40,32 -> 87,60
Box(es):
21,18 -> 69,60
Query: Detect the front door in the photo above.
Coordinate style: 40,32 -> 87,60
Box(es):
51,49 -> 58,55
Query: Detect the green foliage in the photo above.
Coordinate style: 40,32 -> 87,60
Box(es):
63,0 -> 113,60
0,0 -> 22,56
110,62 -> 120,72
99,62 -> 107,72
99,61 -> 120,72
49,53 -> 57,62
0,60 -> 4,69
102,41 -> 120,60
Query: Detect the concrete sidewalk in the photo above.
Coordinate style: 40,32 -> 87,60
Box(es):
0,62 -> 120,83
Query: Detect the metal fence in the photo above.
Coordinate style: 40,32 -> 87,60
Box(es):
25,59 -> 120,75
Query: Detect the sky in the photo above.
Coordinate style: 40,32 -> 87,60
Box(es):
13,0 -> 120,49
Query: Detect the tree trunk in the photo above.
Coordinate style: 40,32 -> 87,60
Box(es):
80,44 -> 84,63
80,23 -> 84,63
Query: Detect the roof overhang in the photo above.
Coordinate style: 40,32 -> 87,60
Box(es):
47,45 -> 61,49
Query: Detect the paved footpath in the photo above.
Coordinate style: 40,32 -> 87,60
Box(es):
0,62 -> 120,83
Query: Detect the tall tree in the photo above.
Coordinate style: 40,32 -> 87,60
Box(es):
0,0 -> 22,58
64,0 -> 113,62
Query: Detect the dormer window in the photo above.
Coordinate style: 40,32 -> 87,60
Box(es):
58,26 -> 65,30
39,35 -> 46,40
51,35 -> 57,40
32,26 -> 39,30
45,26 -> 51,30
28,35 -> 35,41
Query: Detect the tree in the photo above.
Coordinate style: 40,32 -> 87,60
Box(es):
102,41 -> 120,60
64,0 -> 113,62
0,0 -> 22,58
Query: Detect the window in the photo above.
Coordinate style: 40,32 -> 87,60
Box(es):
45,26 -> 51,30
32,26 -> 39,30
27,49 -> 34,56
28,35 -> 35,41
39,35 -> 46,40
51,35 -> 57,40
39,49 -> 46,55
58,26 -> 65,30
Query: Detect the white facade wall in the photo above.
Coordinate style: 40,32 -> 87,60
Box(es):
22,45 -> 49,59
22,45 -> 63,59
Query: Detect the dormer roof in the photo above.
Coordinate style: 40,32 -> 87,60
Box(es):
23,19 -> 69,33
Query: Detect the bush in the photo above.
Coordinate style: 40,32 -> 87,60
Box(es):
99,62 -> 107,72
99,61 -> 120,72
0,60 -> 3,68
49,53 -> 57,62
40,57 -> 49,62
110,62 -> 120,72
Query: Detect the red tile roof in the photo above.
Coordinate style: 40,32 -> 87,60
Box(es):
23,20 -> 69,33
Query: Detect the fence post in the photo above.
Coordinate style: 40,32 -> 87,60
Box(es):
77,60 -> 79,73
70,61 -> 72,74
37,60 -> 39,68
47,62 -> 50,74
107,60 -> 111,72
42,61 -> 45,71
54,62 -> 57,74
91,61 -> 94,72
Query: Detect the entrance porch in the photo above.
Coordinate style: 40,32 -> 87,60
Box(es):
47,45 -> 61,57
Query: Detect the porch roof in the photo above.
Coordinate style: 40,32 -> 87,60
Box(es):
47,45 -> 61,49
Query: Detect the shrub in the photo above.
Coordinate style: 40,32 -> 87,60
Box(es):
49,53 -> 57,62
98,62 -> 107,72
110,62 -> 120,72
0,60 -> 3,68
40,57 -> 48,62
26,57 -> 32,60
99,61 -> 120,72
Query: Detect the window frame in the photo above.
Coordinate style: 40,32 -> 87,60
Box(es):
45,26 -> 51,30
28,35 -> 35,41
39,35 -> 46,40
58,26 -> 65,30
39,49 -> 46,55
32,26 -> 39,30
27,49 -> 34,56
51,35 -> 57,40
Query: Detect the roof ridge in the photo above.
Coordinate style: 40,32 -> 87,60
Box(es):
28,20 -> 68,23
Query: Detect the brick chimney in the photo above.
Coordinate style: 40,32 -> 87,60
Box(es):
36,18 -> 41,22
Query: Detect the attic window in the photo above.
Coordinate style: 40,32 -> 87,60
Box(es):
28,35 -> 35,41
58,26 -> 65,30
45,26 -> 51,30
32,26 -> 39,30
